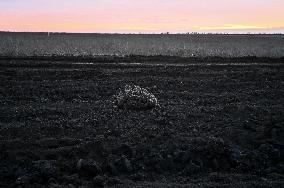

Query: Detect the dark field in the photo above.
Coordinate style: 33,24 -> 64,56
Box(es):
0,58 -> 284,187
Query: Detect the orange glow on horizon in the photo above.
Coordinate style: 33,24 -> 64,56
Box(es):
0,0 -> 283,33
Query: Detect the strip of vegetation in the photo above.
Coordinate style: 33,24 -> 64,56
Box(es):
1,32 -> 284,57
0,55 -> 283,65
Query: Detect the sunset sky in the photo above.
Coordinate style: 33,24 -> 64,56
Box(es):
1,0 -> 284,33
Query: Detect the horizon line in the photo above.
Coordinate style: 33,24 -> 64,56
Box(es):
1,30 -> 284,35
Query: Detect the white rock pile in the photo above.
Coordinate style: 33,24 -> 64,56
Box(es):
114,85 -> 159,110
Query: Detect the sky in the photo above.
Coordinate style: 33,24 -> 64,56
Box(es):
0,0 -> 284,33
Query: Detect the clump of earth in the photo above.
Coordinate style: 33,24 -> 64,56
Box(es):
114,85 -> 159,110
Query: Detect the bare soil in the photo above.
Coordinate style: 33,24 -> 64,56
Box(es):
0,57 -> 283,187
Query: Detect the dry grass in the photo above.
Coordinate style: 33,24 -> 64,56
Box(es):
0,32 -> 284,57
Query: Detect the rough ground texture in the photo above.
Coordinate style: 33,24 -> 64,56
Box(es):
0,57 -> 283,187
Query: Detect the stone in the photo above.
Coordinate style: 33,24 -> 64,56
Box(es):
114,85 -> 159,110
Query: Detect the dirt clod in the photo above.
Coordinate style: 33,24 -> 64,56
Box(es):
93,175 -> 105,187
115,156 -> 133,173
76,159 -> 102,177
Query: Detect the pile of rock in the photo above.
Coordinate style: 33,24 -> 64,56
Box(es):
114,85 -> 159,110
